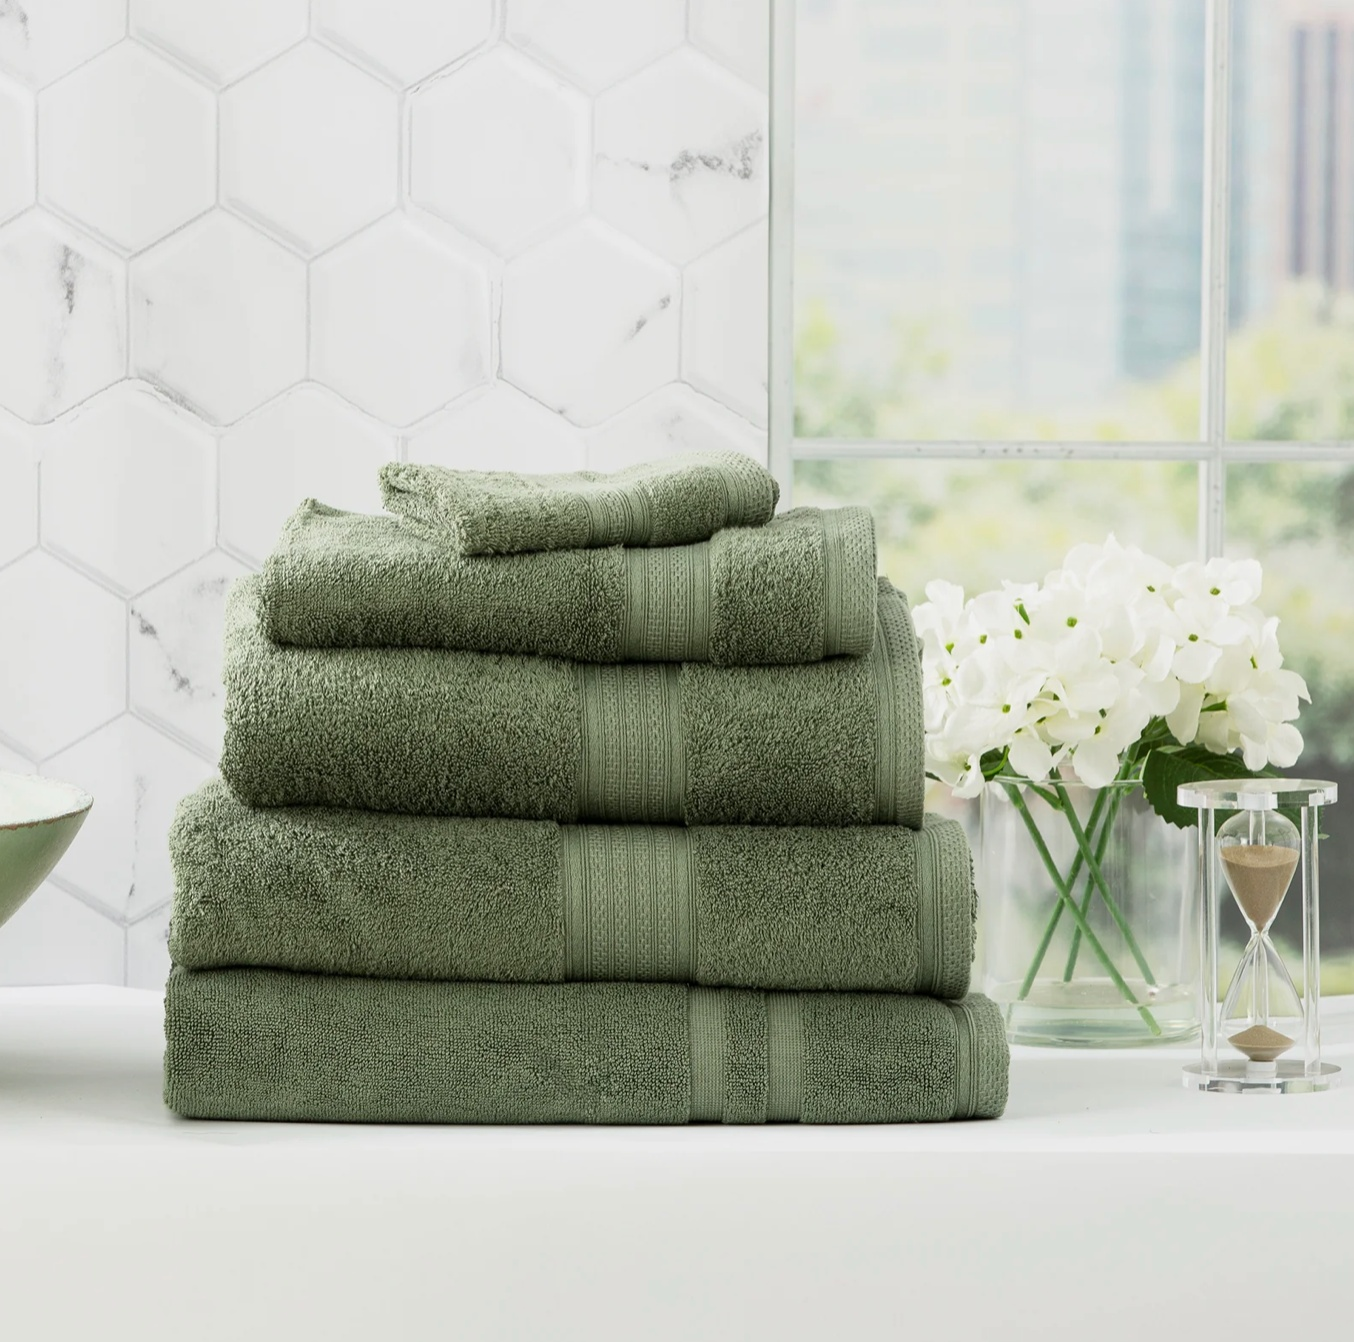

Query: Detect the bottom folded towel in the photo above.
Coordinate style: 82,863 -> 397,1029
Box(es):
164,969 -> 1009,1125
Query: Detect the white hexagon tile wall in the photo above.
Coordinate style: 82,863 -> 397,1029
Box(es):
0,2 -> 770,988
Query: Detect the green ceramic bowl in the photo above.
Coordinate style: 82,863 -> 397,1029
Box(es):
0,771 -> 93,929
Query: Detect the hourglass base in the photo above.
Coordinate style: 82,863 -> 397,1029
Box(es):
1183,1061 -> 1341,1094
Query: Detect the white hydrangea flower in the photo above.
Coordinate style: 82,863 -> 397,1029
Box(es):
915,537 -> 1307,796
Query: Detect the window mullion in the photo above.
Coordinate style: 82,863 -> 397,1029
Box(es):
1198,0 -> 1234,559
768,0 -> 797,504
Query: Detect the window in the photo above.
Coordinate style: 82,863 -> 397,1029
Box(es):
773,0 -> 1354,974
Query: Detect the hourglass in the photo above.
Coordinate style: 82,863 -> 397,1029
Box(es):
1180,778 -> 1339,1094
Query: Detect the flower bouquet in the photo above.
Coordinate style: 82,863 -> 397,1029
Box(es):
915,537 -> 1309,1044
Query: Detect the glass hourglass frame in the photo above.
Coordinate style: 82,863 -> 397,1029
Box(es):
1179,778 -> 1339,1094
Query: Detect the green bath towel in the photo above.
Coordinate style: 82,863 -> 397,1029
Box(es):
379,451 -> 778,556
259,500 -> 875,664
220,575 -> 925,827
170,781 -> 975,995
163,969 -> 1008,1124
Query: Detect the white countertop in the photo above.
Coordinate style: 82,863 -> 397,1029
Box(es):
2,986 -> 1353,1340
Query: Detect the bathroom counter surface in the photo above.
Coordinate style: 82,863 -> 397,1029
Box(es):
1,986 -> 1351,1339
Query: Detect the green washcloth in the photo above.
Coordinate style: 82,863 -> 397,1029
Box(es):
163,968 -> 1008,1124
170,781 -> 976,995
220,574 -> 925,826
259,500 -> 875,664
379,451 -> 779,556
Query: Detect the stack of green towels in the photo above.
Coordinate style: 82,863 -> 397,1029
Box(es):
164,452 -> 1010,1124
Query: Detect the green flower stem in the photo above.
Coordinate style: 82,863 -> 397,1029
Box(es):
1052,780 -> 1158,988
1013,755 -> 1137,998
1061,784 -> 1129,981
1016,785 -> 1110,999
1005,783 -> 1162,1036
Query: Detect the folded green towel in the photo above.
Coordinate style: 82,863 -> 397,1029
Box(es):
221,574 -> 925,826
379,451 -> 779,556
259,500 -> 875,664
169,781 -> 975,995
163,968 -> 1008,1124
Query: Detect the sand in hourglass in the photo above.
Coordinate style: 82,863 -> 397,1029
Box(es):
1221,844 -> 1300,1062
1221,844 -> 1298,930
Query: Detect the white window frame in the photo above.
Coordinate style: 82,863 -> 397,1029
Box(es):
767,0 -> 1354,548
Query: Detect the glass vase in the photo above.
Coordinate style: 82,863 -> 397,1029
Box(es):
978,777 -> 1198,1047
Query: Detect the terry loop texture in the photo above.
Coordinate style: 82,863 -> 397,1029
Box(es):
259,501 -> 876,664
379,451 -> 779,556
170,782 -> 976,995
164,969 -> 1009,1124
220,575 -> 926,827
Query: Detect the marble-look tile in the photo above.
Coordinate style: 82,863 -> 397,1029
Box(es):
129,550 -> 249,759
500,220 -> 679,426
411,48 -> 587,258
37,44 -> 215,253
0,414 -> 38,564
0,74 -> 35,224
310,214 -> 491,426
0,212 -> 125,423
126,902 -> 171,990
683,220 -> 768,427
0,551 -> 125,759
42,383 -> 215,595
586,383 -> 766,473
689,0 -> 770,91
314,0 -> 494,88
593,49 -> 767,265
131,211 -> 307,425
130,0 -> 309,88
0,0 -> 123,89
222,43 -> 399,257
219,385 -> 395,565
46,715 -> 214,921
507,0 -> 685,95
0,884 -> 124,986
406,383 -> 586,473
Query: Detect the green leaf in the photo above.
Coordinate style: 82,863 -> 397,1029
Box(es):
1142,744 -> 1281,830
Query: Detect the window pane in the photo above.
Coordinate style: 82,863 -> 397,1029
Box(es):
795,0 -> 1206,441
1228,0 -> 1354,439
794,458 -> 1197,594
1226,461 -> 1354,971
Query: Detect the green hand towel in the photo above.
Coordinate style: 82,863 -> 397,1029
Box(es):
220,574 -> 925,827
163,968 -> 1008,1124
169,781 -> 975,995
260,501 -> 875,663
379,451 -> 779,556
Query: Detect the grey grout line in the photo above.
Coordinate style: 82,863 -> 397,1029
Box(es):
30,34 -> 122,97
213,57 -> 222,207
126,705 -> 220,768
215,33 -> 312,95
399,88 -> 411,209
34,707 -> 126,768
37,197 -> 134,261
127,899 -> 172,929
47,872 -> 127,927
0,726 -> 37,761
304,253 -> 313,378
